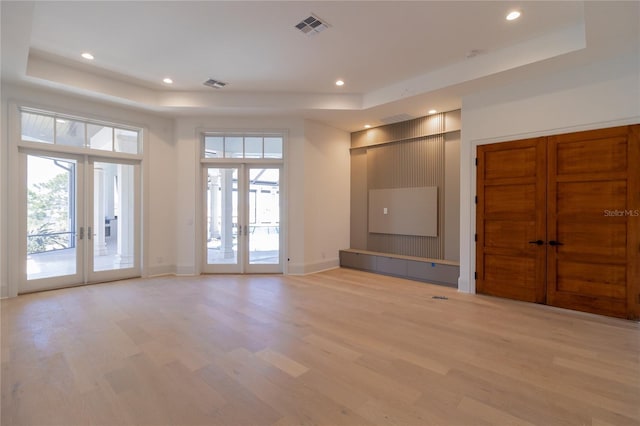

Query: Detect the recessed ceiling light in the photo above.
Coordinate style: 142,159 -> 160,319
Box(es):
506,11 -> 521,21
335,80 -> 345,86
163,78 -> 173,84
81,52 -> 94,60
364,124 -> 371,129
428,109 -> 437,114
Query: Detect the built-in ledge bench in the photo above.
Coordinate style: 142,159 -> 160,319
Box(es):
339,249 -> 459,288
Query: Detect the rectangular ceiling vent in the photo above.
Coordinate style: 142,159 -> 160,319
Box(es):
294,14 -> 330,37
203,78 -> 227,89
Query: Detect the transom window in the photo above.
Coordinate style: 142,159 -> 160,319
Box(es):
203,134 -> 283,159
20,109 -> 142,155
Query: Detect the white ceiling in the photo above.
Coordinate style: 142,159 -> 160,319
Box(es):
1,1 -> 638,132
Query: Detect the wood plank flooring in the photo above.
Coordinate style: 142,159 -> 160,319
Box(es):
1,268 -> 639,425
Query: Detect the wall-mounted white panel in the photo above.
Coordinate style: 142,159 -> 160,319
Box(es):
368,187 -> 437,237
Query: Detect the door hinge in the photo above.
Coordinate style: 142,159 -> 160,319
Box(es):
475,195 -> 478,204
474,233 -> 477,242
474,272 -> 478,280
475,157 -> 478,166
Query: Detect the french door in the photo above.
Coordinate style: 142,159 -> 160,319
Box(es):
203,164 -> 282,274
21,150 -> 140,293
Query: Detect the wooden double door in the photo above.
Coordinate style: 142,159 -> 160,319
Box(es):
476,125 -> 639,319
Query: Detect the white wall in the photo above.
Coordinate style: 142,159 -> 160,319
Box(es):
298,119 -> 351,274
173,116 -> 306,275
0,84 -> 351,297
459,51 -> 640,294
0,83 -> 176,297
173,116 -> 350,276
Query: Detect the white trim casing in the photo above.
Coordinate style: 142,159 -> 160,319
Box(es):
197,128 -> 287,275
6,101 -> 148,296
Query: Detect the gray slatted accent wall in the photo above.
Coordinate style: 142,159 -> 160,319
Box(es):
352,113 -> 447,259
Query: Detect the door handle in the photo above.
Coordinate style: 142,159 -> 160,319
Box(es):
549,240 -> 564,246
528,240 -> 544,245
88,226 -> 92,240
238,225 -> 242,236
79,227 -> 84,240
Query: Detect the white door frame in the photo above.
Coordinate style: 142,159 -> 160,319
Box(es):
18,150 -> 141,293
19,149 -> 85,293
201,162 -> 283,274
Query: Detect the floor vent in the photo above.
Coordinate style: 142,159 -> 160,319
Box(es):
294,14 -> 330,36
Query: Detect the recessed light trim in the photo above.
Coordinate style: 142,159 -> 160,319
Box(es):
336,80 -> 345,86
163,78 -> 173,84
81,52 -> 94,60
428,109 -> 438,115
364,124 -> 371,129
506,11 -> 521,21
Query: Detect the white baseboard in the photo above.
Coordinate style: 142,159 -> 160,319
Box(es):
176,265 -> 197,276
288,258 -> 339,275
147,264 -> 176,277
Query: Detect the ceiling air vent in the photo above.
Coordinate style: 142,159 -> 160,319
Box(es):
203,78 -> 227,89
294,14 -> 330,36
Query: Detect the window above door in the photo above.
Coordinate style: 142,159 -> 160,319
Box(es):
203,133 -> 283,160
20,108 -> 143,157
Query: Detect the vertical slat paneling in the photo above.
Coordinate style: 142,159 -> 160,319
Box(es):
361,112 -> 446,258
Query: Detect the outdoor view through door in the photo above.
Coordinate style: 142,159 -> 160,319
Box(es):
92,161 -> 135,272
205,167 -> 281,271
20,108 -> 142,293
25,155 -> 138,290
27,154 -> 78,280
202,133 -> 283,274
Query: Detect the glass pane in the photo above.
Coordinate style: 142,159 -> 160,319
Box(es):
93,162 -> 135,272
56,119 -> 86,147
114,128 -> 139,154
204,136 -> 223,158
264,137 -> 283,159
245,137 -> 263,158
27,155 -> 77,279
249,168 -> 279,264
224,137 -> 243,158
21,112 -> 54,143
88,124 -> 113,151
207,168 -> 238,265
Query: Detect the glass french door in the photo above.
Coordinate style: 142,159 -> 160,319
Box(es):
21,151 -> 140,293
203,164 -> 282,273
88,159 -> 139,282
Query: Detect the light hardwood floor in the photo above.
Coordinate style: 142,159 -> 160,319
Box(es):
1,268 -> 639,425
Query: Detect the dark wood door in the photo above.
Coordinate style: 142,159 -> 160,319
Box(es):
476,138 -> 547,303
547,126 -> 640,318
